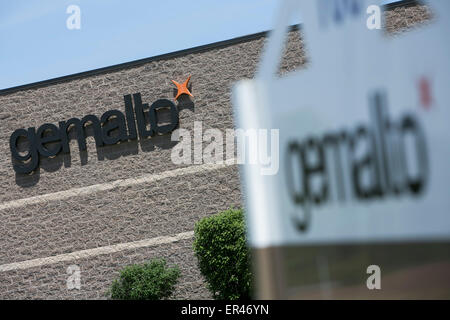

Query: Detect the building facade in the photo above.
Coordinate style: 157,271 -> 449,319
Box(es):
0,3 -> 430,299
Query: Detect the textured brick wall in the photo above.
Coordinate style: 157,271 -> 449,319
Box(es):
385,3 -> 433,34
0,4 -> 430,299
0,29 -> 305,301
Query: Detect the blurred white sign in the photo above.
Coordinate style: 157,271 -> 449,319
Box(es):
233,0 -> 450,248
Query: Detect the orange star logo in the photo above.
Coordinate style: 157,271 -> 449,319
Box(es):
171,75 -> 193,101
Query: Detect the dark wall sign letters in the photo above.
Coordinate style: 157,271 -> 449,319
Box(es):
10,93 -> 179,174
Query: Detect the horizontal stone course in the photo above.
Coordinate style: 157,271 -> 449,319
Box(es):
0,165 -> 241,265
0,238 -> 211,300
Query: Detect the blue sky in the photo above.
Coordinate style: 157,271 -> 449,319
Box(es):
0,0 -> 399,90
0,0 -> 289,90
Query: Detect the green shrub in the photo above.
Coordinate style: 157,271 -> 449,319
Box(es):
109,258 -> 180,300
193,208 -> 253,300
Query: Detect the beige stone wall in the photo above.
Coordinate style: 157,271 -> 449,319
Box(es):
0,28 -> 304,300
0,3 -> 431,299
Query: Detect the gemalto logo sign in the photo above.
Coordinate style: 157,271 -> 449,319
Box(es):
9,76 -> 193,174
285,90 -> 429,232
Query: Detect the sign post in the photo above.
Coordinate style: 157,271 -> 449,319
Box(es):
233,0 -> 450,299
